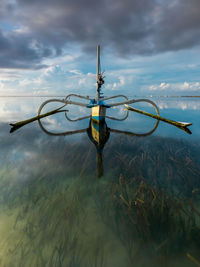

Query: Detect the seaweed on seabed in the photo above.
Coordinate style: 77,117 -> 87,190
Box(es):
106,174 -> 200,265
105,136 -> 200,199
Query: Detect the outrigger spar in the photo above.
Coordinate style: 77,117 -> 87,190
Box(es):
10,45 -> 192,135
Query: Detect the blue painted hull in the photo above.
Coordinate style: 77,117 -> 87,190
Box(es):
91,105 -> 106,122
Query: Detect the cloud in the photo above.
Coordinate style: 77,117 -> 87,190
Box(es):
149,82 -> 170,91
148,81 -> 200,95
0,27 -> 54,69
1,0 -> 200,69
156,98 -> 200,110
0,97 -> 39,122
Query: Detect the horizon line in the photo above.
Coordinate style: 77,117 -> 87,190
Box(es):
0,95 -> 200,98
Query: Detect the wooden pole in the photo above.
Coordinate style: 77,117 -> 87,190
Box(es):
96,44 -> 100,101
124,104 -> 192,134
10,105 -> 68,133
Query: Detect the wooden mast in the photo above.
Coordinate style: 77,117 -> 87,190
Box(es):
96,44 -> 100,101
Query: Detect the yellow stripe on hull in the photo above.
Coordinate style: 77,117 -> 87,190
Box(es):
91,122 -> 100,143
92,106 -> 106,121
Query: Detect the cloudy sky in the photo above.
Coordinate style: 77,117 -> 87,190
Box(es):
0,0 -> 200,96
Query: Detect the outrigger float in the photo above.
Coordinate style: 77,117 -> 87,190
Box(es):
10,45 -> 192,135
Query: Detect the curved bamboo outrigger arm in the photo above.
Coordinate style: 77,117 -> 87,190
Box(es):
105,112 -> 129,121
65,113 -> 91,122
63,100 -> 88,107
107,97 -> 192,134
65,94 -> 93,101
109,119 -> 159,137
125,104 -> 192,135
106,98 -> 159,122
109,98 -> 160,112
39,97 -> 91,122
100,95 -> 129,121
38,120 -> 87,136
37,99 -> 88,136
64,94 -> 91,122
102,94 -> 128,101
9,97 -> 89,133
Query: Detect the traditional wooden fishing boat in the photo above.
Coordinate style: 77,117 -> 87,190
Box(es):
9,46 -> 193,177
10,45 -> 192,135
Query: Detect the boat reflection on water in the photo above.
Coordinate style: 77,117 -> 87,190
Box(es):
87,119 -> 110,178
88,116 -> 160,177
38,112 -> 159,178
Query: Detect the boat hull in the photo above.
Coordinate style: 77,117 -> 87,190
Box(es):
91,105 -> 106,122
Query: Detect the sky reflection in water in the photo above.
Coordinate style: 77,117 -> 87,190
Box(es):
0,97 -> 199,267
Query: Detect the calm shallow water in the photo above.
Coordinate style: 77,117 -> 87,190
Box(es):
0,97 -> 199,267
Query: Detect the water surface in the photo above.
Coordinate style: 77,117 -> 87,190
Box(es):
0,96 -> 199,267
